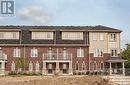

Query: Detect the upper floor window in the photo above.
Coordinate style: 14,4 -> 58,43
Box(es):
48,48 -> 53,59
63,48 -> 67,59
92,33 -> 97,41
94,49 -> 103,57
0,32 -> 4,39
12,32 -> 17,39
62,32 -> 83,40
13,48 -> 21,57
0,32 -> 19,39
31,48 -> 38,57
110,33 -> 116,41
77,48 -> 84,57
100,33 -> 104,41
32,32 -> 53,40
111,49 -> 118,57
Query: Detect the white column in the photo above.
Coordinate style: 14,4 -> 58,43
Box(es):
110,62 -> 112,75
56,62 -> 59,73
69,61 -> 73,75
122,62 -> 125,75
42,62 -> 46,75
1,61 -> 5,75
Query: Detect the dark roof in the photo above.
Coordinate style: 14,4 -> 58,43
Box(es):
0,25 -> 122,32
0,25 -> 122,45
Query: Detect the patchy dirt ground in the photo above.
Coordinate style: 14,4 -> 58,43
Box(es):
0,75 -> 114,85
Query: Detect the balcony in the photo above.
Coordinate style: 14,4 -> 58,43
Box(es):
43,53 -> 72,61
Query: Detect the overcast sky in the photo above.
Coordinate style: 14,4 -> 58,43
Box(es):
0,0 -> 130,48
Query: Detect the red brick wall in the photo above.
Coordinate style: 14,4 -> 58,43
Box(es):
1,46 -> 111,72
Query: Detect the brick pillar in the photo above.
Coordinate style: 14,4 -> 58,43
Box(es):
56,62 -> 59,73
69,61 -> 73,75
42,62 -> 46,75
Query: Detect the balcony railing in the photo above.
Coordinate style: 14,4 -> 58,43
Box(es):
43,53 -> 72,61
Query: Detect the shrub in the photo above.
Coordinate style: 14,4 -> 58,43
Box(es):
8,71 -> 17,75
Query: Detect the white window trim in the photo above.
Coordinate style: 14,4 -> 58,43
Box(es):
94,49 -> 103,57
77,48 -> 84,57
31,48 -> 38,57
62,32 -> 83,40
13,48 -> 21,57
32,32 -> 54,40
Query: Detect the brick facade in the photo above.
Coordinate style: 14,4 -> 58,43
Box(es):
0,26 -> 125,75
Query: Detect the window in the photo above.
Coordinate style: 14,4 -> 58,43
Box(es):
11,61 -> 15,71
31,48 -> 38,57
48,48 -> 52,59
32,32 -> 53,40
110,33 -> 116,41
13,48 -> 20,57
77,48 -> 84,57
48,64 -> 52,69
12,32 -> 17,39
100,62 -> 104,70
75,62 -> 79,70
62,32 -> 83,40
29,61 -> 33,72
100,33 -> 104,40
63,48 -> 67,59
79,64 -> 82,71
94,49 -> 103,57
93,62 -> 97,71
35,61 -> 39,72
92,33 -> 97,40
64,33 -> 69,39
82,62 -> 86,70
0,32 -> 4,39
111,49 -> 118,57
63,64 -> 67,69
